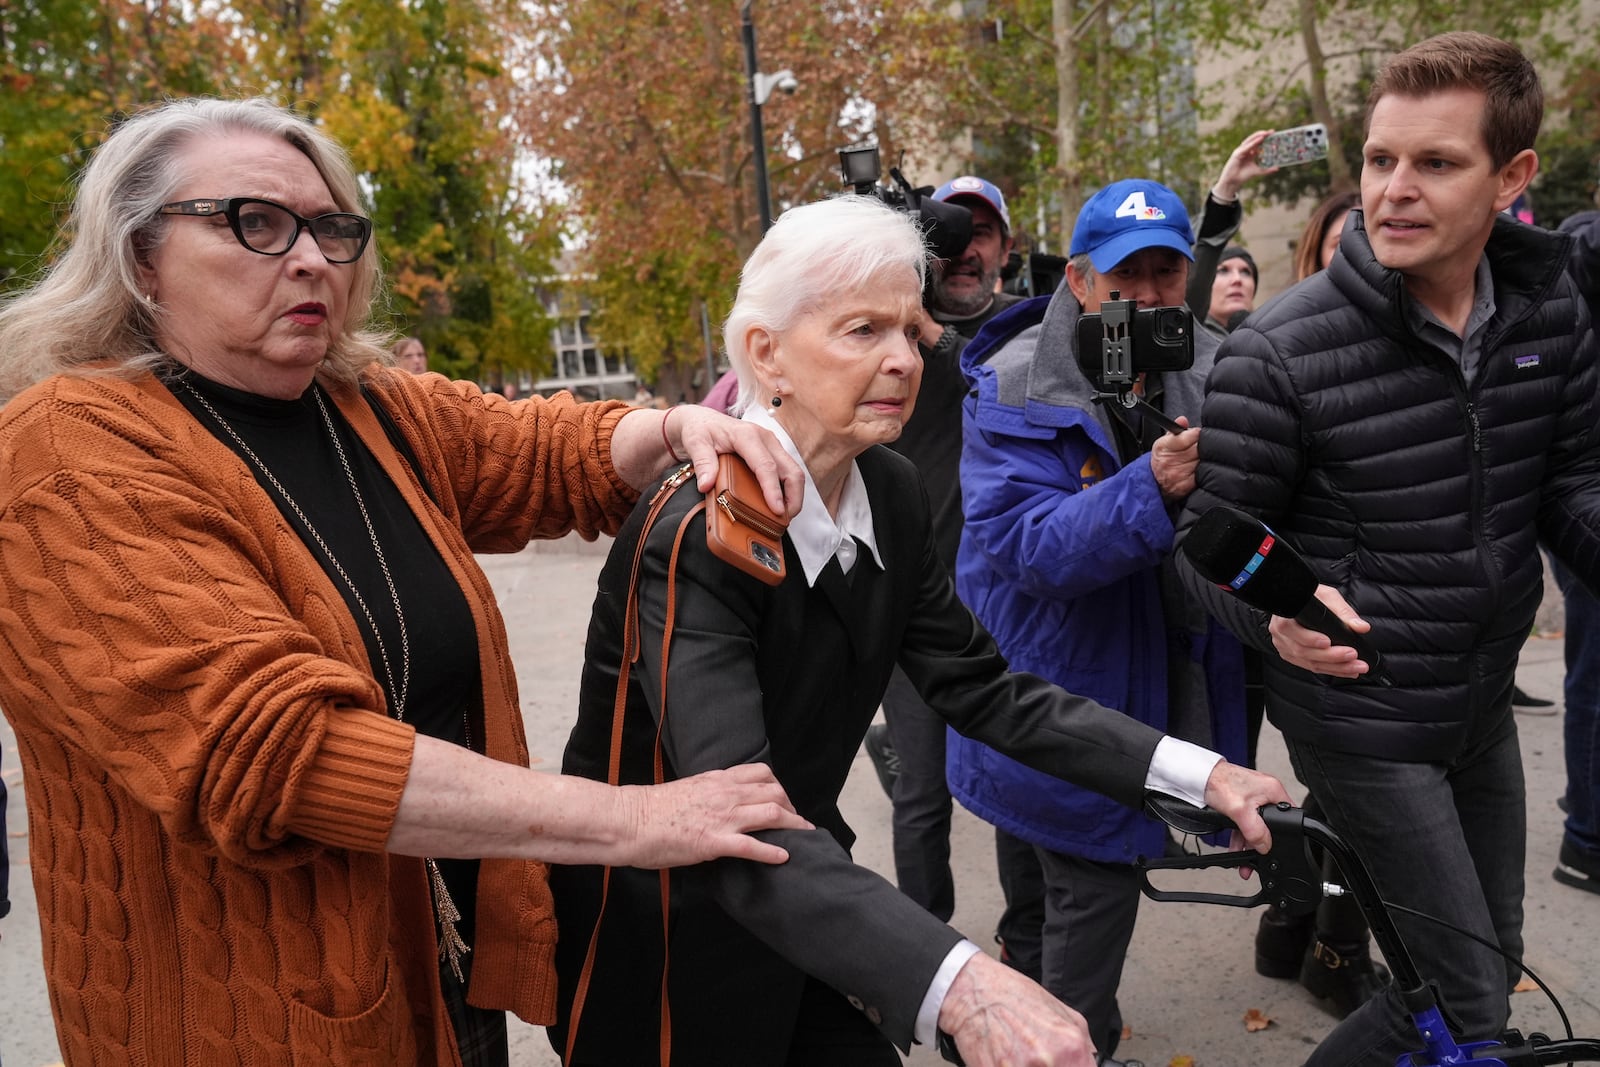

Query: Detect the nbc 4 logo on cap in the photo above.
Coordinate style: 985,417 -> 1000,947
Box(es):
1115,190 -> 1167,222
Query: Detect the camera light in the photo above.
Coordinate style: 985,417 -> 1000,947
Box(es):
838,142 -> 881,189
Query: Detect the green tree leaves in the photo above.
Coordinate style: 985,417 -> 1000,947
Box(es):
515,1 -> 939,392
4,0 -> 1593,385
0,0 -> 557,386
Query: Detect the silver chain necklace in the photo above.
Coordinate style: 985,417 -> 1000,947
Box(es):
182,382 -> 411,721
181,379 -> 471,979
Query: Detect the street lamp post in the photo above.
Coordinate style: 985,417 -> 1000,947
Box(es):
739,1 -> 794,234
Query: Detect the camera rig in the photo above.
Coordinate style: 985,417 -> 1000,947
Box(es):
1085,291 -> 1189,435
836,142 -> 972,262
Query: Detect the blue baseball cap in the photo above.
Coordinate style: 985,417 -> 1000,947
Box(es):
1069,179 -> 1194,272
933,175 -> 1011,233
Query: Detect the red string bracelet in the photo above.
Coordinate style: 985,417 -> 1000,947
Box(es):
661,407 -> 684,463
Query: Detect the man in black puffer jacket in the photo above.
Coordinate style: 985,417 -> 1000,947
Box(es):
1547,204 -> 1600,902
1177,32 -> 1600,1067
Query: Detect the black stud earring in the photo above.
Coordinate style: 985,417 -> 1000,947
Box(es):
771,395 -> 782,408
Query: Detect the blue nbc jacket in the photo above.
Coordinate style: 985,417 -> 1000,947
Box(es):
948,293 -> 1246,863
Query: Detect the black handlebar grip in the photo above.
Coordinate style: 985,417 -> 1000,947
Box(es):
1142,791 -> 1238,835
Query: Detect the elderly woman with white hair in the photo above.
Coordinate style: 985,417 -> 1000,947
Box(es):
0,96 -> 816,1066
551,195 -> 1290,1067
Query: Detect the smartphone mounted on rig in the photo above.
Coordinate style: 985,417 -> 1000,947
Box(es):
1077,293 -> 1195,434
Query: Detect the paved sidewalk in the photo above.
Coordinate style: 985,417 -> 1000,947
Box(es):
2,537 -> 1595,1066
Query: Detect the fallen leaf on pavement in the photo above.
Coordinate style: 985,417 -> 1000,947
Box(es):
1121,1025 -> 1133,1041
1513,976 -> 1539,993
1244,1007 -> 1273,1032
1168,1056 -> 1195,1067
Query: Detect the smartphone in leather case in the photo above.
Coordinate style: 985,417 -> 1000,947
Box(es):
705,453 -> 789,585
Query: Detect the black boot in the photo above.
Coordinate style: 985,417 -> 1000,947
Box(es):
1554,837 -> 1600,894
862,722 -> 899,798
1255,905 -> 1314,979
1298,937 -> 1391,1018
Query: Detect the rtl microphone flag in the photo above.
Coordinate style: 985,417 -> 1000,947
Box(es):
1182,505 -> 1395,687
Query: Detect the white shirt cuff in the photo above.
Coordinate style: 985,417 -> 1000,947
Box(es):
1145,735 -> 1222,808
916,938 -> 983,1046
914,742 -> 1218,1048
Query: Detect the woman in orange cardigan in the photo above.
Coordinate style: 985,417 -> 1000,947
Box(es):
0,97 -> 807,1066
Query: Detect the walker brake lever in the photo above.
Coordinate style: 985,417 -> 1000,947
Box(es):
1138,795 -> 1323,916
1138,849 -> 1274,907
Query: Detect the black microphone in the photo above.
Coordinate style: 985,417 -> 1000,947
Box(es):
1182,505 -> 1395,687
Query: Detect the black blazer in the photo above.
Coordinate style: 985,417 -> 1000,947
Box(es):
550,446 -> 1162,1064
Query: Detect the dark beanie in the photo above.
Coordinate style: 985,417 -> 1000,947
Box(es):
1220,246 -> 1257,284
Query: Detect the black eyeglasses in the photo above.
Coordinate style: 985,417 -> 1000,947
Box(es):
157,197 -> 372,264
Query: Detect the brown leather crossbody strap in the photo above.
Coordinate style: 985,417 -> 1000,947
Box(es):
565,466 -> 701,1067
650,496 -> 704,1064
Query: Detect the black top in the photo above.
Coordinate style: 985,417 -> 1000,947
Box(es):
1186,192 -> 1244,332
167,367 -> 485,939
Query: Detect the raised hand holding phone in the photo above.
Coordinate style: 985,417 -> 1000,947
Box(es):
1256,123 -> 1331,169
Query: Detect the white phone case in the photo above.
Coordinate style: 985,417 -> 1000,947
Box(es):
1258,124 -> 1330,169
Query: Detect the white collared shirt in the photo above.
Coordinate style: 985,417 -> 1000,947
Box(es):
743,406 -> 884,585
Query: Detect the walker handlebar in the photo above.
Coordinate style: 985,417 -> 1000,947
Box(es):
1137,795 -> 1600,1067
1139,796 -> 1426,997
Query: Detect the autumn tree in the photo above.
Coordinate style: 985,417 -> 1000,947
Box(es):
516,0 -> 943,397
1190,0 -> 1593,210
887,0 -> 1594,252
0,0 -> 249,288
1539,61 -> 1600,224
883,0 -> 1216,254
2,0 -> 558,385
313,0 -> 559,384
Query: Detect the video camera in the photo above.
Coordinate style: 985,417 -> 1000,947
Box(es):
1076,292 -> 1194,434
836,142 -> 973,263
1006,251 -> 1067,299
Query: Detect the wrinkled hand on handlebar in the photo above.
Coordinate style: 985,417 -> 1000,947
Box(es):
1200,760 -> 1294,858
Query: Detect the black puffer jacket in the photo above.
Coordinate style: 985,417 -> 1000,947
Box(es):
1178,211 -> 1600,761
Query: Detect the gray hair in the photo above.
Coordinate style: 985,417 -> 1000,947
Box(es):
0,97 -> 390,400
1068,252 -> 1096,288
722,195 -> 927,415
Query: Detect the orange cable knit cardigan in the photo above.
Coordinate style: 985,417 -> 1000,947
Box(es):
0,367 -> 637,1065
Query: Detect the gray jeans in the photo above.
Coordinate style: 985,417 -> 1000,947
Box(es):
881,667 -> 955,921
1287,709 -> 1525,1067
1034,849 -> 1142,1063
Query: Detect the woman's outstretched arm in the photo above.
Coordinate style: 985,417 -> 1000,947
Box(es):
387,734 -> 810,868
